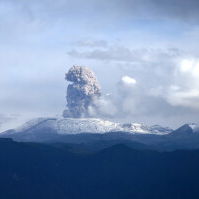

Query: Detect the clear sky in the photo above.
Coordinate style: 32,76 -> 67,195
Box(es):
1,0 -> 199,128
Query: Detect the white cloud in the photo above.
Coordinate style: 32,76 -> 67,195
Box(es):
2,0 -> 199,128
121,76 -> 137,86
179,59 -> 194,72
164,58 -> 199,110
179,58 -> 199,76
167,89 -> 199,108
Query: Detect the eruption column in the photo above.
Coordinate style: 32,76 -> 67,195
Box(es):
63,66 -> 101,118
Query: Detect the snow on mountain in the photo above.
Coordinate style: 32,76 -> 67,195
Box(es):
170,123 -> 199,135
187,123 -> 199,133
3,117 -> 173,135
148,125 -> 173,134
15,117 -> 57,132
121,123 -> 172,135
0,114 -> 27,132
56,118 -> 122,134
12,117 -> 122,134
121,123 -> 149,134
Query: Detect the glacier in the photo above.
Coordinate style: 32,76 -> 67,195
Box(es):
6,117 -> 173,135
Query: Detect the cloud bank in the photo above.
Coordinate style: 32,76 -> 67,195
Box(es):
1,0 -> 199,127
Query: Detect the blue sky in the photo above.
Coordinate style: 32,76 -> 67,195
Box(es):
1,0 -> 199,127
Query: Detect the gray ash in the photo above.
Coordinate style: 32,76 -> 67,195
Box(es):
63,66 -> 101,118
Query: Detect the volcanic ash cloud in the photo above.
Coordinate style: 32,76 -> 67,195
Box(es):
63,66 -> 101,118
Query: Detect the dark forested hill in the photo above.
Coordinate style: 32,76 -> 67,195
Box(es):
0,138 -> 199,199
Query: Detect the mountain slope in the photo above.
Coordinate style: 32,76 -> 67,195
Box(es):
1,138 -> 199,199
4,117 -> 199,151
0,117 -> 172,141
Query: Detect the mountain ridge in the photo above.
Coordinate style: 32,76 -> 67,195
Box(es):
2,117 -> 199,151
1,117 -> 172,135
0,138 -> 199,199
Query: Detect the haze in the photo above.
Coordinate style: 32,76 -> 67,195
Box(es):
1,0 -> 199,128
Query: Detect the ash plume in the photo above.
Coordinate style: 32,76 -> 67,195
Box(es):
63,66 -> 101,118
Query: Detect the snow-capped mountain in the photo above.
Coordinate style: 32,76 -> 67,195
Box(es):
2,117 -> 172,135
0,114 -> 25,132
4,117 -> 199,151
187,123 -> 199,133
121,123 -> 172,135
171,123 -> 199,135
149,125 -> 173,134
14,117 -> 121,134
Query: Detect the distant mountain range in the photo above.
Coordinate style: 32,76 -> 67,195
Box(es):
1,117 -> 199,151
0,138 -> 199,199
1,119 -> 199,198
1,117 -> 173,135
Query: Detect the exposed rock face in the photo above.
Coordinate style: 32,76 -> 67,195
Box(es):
63,66 -> 101,118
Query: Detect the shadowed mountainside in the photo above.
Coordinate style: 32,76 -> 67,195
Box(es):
0,138 -> 199,199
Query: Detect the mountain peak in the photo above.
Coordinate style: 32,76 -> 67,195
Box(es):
171,123 -> 199,135
0,117 -> 173,142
